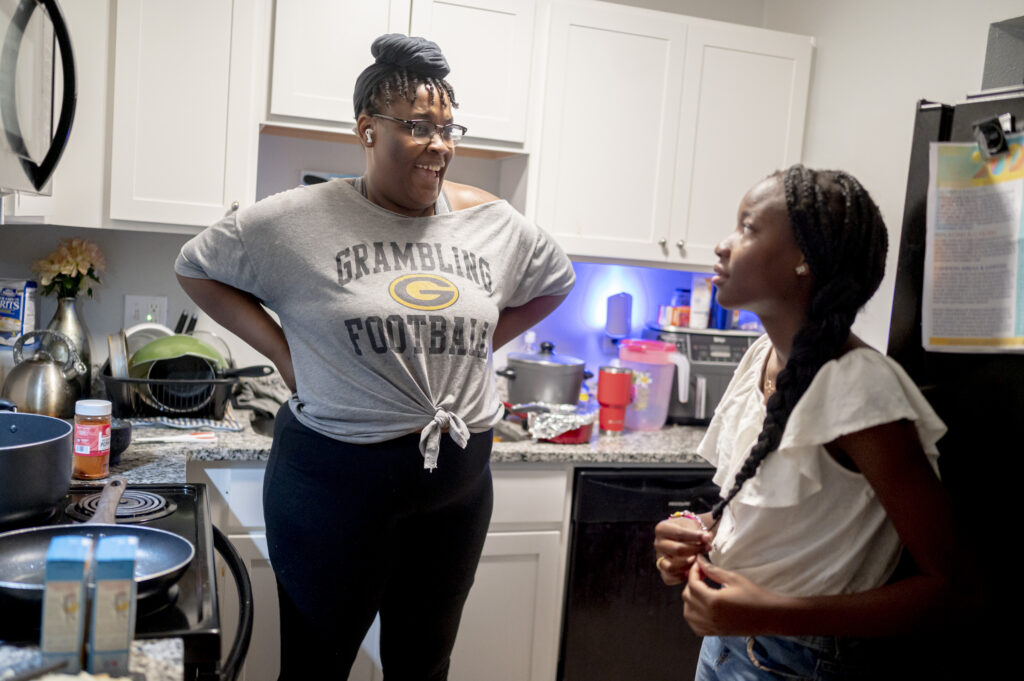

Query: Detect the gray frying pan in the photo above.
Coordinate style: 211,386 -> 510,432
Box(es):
0,477 -> 195,604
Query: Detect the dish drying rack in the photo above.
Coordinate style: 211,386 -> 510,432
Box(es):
101,373 -> 239,419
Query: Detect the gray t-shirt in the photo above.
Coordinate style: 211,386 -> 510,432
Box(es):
175,179 -> 575,468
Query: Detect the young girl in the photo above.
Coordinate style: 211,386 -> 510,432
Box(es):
653,165 -> 968,679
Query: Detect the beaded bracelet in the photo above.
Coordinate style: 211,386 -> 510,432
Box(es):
669,510 -> 708,532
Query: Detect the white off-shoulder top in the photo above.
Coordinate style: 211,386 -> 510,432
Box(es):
698,334 -> 946,597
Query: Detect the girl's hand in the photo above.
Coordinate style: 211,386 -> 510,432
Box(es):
681,557 -> 787,636
654,515 -> 713,586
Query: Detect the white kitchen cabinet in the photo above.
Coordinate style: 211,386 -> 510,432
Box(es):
669,21 -> 812,266
409,0 -> 536,143
269,0 -> 536,144
188,460 -> 569,681
449,531 -> 561,681
107,0 -> 264,227
269,0 -> 408,125
533,0 -> 688,264
533,0 -> 812,268
449,465 -> 569,681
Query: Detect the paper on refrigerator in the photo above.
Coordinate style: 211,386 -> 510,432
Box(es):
923,131 -> 1024,352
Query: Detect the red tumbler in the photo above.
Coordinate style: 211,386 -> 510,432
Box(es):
597,366 -> 633,436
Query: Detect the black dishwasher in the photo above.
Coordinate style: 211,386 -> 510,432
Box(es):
558,468 -> 720,681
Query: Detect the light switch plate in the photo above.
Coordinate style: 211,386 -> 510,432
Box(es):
124,295 -> 168,328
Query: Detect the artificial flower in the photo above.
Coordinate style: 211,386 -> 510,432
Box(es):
32,238 -> 105,298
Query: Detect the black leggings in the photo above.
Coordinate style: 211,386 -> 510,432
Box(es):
264,405 -> 494,681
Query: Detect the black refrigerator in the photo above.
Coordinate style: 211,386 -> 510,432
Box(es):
887,86 -> 1024,662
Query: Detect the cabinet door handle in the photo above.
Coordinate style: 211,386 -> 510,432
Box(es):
658,238 -> 667,247
230,201 -> 240,212
676,239 -> 686,251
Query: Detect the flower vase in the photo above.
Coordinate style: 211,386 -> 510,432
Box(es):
46,297 -> 91,395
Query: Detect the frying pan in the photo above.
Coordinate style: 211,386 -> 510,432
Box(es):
0,477 -> 195,604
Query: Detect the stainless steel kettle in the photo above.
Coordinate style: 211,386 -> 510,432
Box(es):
0,330 -> 87,418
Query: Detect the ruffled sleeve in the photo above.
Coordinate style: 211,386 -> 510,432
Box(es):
698,334 -> 770,470
720,347 -> 947,508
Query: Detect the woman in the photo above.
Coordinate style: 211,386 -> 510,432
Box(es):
175,34 -> 574,680
653,165 -> 972,679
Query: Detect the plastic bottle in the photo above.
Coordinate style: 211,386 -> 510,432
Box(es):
73,400 -> 111,480
689,275 -> 713,329
522,330 -> 538,354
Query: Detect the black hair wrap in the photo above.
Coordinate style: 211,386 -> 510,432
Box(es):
353,34 -> 450,117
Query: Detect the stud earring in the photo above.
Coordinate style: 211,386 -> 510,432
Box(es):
795,263 -> 809,276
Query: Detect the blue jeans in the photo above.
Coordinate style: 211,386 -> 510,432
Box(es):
695,635 -> 911,681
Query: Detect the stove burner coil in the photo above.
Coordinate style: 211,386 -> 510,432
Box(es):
66,490 -> 176,523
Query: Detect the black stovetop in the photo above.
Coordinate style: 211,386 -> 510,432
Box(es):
0,483 -> 221,673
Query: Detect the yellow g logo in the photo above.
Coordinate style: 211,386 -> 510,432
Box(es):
389,274 -> 460,311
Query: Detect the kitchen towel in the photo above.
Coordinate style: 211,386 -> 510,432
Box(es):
128,403 -> 244,432
233,374 -> 292,420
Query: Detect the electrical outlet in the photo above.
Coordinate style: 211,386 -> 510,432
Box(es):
124,295 -> 168,328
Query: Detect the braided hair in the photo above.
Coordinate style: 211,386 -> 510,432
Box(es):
710,165 -> 889,524
353,34 -> 458,118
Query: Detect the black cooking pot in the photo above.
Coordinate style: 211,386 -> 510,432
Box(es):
496,342 -> 592,406
0,399 -> 72,526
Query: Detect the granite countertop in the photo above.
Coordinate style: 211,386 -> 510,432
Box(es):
121,414 -> 710,470
2,413 -> 709,678
492,423 -> 708,465
0,640 -> 182,681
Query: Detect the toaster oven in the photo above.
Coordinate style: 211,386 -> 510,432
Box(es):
642,325 -> 760,425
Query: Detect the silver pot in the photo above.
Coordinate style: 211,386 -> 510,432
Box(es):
1,330 -> 86,418
496,342 -> 592,406
0,401 -> 73,525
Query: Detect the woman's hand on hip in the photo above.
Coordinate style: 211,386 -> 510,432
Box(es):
654,515 -> 713,585
176,274 -> 296,392
681,557 -> 787,636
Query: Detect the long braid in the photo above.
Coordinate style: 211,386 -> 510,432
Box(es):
710,165 -> 888,524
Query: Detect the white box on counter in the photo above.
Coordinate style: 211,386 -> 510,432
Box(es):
40,535 -> 92,674
87,535 -> 138,675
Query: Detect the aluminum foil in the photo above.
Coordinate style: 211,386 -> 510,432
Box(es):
526,403 -> 597,440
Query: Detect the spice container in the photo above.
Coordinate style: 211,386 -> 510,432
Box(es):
656,287 -> 690,328
73,399 -> 111,480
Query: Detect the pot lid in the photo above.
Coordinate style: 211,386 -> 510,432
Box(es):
507,341 -> 584,367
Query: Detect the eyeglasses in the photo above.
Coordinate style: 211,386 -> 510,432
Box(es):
371,114 -> 468,146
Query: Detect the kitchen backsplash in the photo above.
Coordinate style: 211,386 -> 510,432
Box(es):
493,262 -> 715,397
0,224 -> 278,380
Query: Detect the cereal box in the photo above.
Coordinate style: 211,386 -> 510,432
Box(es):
0,279 -> 37,346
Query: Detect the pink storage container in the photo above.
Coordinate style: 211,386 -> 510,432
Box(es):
618,339 -> 689,431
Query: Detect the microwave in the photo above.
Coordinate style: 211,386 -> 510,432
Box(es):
0,0 -> 75,195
